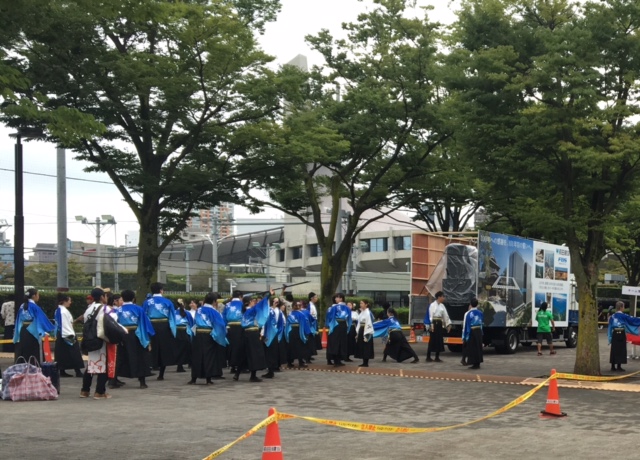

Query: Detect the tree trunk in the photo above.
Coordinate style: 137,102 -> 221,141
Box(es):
135,215 -> 160,301
318,250 -> 350,319
571,247 -> 601,376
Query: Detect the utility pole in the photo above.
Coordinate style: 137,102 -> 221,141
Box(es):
185,244 -> 193,292
76,215 -> 115,288
212,214 -> 219,292
56,147 -> 68,291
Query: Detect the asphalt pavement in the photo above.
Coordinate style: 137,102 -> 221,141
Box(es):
1,330 -> 639,460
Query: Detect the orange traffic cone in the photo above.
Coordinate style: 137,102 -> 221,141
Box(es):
408,328 -> 416,343
540,369 -> 567,418
321,328 -> 328,349
262,408 -> 284,459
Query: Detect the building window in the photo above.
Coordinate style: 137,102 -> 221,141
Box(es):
277,249 -> 285,262
291,246 -> 303,260
308,244 -> 320,257
362,238 -> 388,253
393,236 -> 411,251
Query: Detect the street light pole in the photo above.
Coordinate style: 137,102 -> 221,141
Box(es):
76,214 -> 115,288
185,244 -> 193,292
9,127 -> 44,319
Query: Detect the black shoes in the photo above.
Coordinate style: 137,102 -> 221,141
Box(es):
434,358 -> 443,362
334,362 -> 345,367
359,363 -> 368,367
345,358 -> 354,362
426,357 -> 433,362
411,358 -> 419,363
262,372 -> 275,379
249,376 -> 263,383
470,364 -> 480,369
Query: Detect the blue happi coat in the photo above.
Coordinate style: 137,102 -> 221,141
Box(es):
143,294 -> 177,337
373,316 -> 403,339
116,303 -> 156,348
175,310 -> 195,338
462,309 -> 484,342
241,295 -> 271,329
286,310 -> 311,343
608,311 -> 640,344
325,303 -> 352,335
14,300 -> 55,344
194,305 -> 228,347
223,299 -> 244,324
263,308 -> 279,347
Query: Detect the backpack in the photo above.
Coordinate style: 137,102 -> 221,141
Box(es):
81,305 -> 103,354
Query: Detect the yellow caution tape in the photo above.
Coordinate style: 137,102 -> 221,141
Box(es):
555,369 -> 640,382
276,377 -> 551,434
202,414 -> 276,460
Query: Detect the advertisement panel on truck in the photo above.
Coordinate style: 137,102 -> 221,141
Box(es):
477,231 -> 571,328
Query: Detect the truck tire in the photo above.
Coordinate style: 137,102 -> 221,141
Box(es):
565,326 -> 577,348
498,329 -> 519,354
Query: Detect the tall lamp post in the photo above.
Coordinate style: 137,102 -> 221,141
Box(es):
76,214 -> 116,287
9,127 -> 45,319
251,242 -> 282,291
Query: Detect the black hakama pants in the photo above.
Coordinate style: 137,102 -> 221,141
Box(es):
355,327 -> 374,360
466,327 -> 484,365
326,321 -> 348,362
150,320 -> 178,367
191,330 -> 224,379
242,328 -> 266,371
385,330 -> 418,362
347,324 -> 357,357
610,329 -> 627,365
55,335 -> 85,371
117,330 -> 152,378
15,325 -> 40,364
427,319 -> 445,355
278,337 -> 288,367
264,339 -> 280,371
315,332 -> 323,351
287,326 -> 307,363
306,334 -> 317,359
175,326 -> 192,367
226,323 -> 243,368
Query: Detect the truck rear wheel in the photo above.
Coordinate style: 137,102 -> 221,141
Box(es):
565,326 -> 577,348
497,329 -> 519,354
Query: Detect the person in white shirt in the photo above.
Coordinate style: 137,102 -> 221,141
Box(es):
426,291 -> 451,363
354,299 -> 375,367
1,296 -> 15,352
81,288 -> 112,399
308,292 -> 323,352
347,301 -> 358,361
54,293 -> 84,377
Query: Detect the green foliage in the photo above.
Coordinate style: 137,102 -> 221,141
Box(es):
24,261 -> 91,287
1,0 -> 299,297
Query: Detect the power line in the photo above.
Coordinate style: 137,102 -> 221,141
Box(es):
0,167 -> 114,185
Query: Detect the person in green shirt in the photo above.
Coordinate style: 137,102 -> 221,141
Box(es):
536,302 -> 556,356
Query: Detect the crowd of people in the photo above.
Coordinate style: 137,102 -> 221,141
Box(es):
7,285 -> 640,399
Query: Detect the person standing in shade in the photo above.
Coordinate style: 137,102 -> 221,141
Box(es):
426,291 -> 451,363
1,295 -> 15,353
143,282 -> 178,381
189,292 -> 228,385
115,290 -> 155,389
325,293 -> 352,367
536,302 -> 555,356
54,293 -> 84,377
14,288 -> 55,364
261,296 -> 281,379
347,301 -> 358,362
354,299 -> 375,367
462,298 -> 484,370
233,290 -> 274,382
608,301 -> 640,372
222,291 -> 244,374
175,299 -> 194,373
286,301 -> 310,368
374,307 -> 419,363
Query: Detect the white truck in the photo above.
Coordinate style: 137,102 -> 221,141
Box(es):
409,231 -> 578,354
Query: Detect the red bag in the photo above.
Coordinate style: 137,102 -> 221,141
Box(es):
42,336 -> 53,363
8,357 -> 58,401
107,343 -> 117,379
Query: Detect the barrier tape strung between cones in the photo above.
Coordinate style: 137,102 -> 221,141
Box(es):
202,368 -> 640,459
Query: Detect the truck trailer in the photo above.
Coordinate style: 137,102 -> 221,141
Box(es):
409,231 -> 578,354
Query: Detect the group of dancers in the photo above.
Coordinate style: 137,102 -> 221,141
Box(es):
10,285 -> 488,399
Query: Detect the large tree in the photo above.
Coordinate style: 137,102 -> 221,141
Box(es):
0,0 -> 295,296
449,0 -> 640,374
242,0 -> 452,310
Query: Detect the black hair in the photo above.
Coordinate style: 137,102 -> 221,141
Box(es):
334,292 -> 345,302
232,290 -> 243,299
435,291 -> 444,299
387,307 -> 397,317
308,292 -> 317,301
56,293 -> 70,304
150,282 -> 163,294
121,290 -> 136,303
204,292 -> 220,306
470,298 -> 479,308
382,302 -> 391,310
539,301 -> 548,311
23,288 -> 38,310
285,293 -> 294,302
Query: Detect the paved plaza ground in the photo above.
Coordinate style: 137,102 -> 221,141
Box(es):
1,331 -> 639,459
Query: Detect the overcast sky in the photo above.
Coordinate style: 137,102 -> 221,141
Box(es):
0,0 -> 458,251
